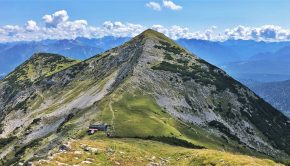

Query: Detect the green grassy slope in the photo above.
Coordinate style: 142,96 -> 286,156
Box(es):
96,87 -> 279,162
33,136 -> 282,166
4,53 -> 80,84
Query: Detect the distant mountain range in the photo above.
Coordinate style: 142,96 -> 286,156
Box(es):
222,45 -> 290,82
0,36 -> 130,76
243,79 -> 290,118
176,39 -> 242,65
177,39 -> 290,82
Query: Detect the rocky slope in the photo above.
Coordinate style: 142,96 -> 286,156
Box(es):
0,29 -> 290,165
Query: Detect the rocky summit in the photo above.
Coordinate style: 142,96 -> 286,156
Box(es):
0,29 -> 290,165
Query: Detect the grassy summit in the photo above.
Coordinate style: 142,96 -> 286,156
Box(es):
4,53 -> 80,84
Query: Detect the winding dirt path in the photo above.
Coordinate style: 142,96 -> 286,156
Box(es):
108,100 -> 116,134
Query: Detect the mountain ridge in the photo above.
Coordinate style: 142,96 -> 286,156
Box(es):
0,29 -> 290,165
3,36 -> 290,84
4,52 -> 80,83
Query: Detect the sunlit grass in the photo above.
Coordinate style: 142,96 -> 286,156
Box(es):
34,137 -> 282,166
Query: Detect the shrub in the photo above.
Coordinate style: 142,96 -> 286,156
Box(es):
164,53 -> 174,60
57,113 -> 75,132
0,136 -> 17,147
208,120 -> 241,143
146,136 -> 205,149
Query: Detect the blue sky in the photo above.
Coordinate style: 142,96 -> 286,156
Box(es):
1,0 -> 289,29
0,0 -> 290,42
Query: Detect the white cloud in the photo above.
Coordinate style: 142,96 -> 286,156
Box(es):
0,25 -> 21,37
101,21 -> 146,37
42,10 -> 69,28
204,26 -> 217,40
3,25 -> 21,32
146,1 -> 161,11
163,0 -> 182,11
224,25 -> 290,41
151,25 -> 219,40
1,10 -> 290,42
25,20 -> 39,32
